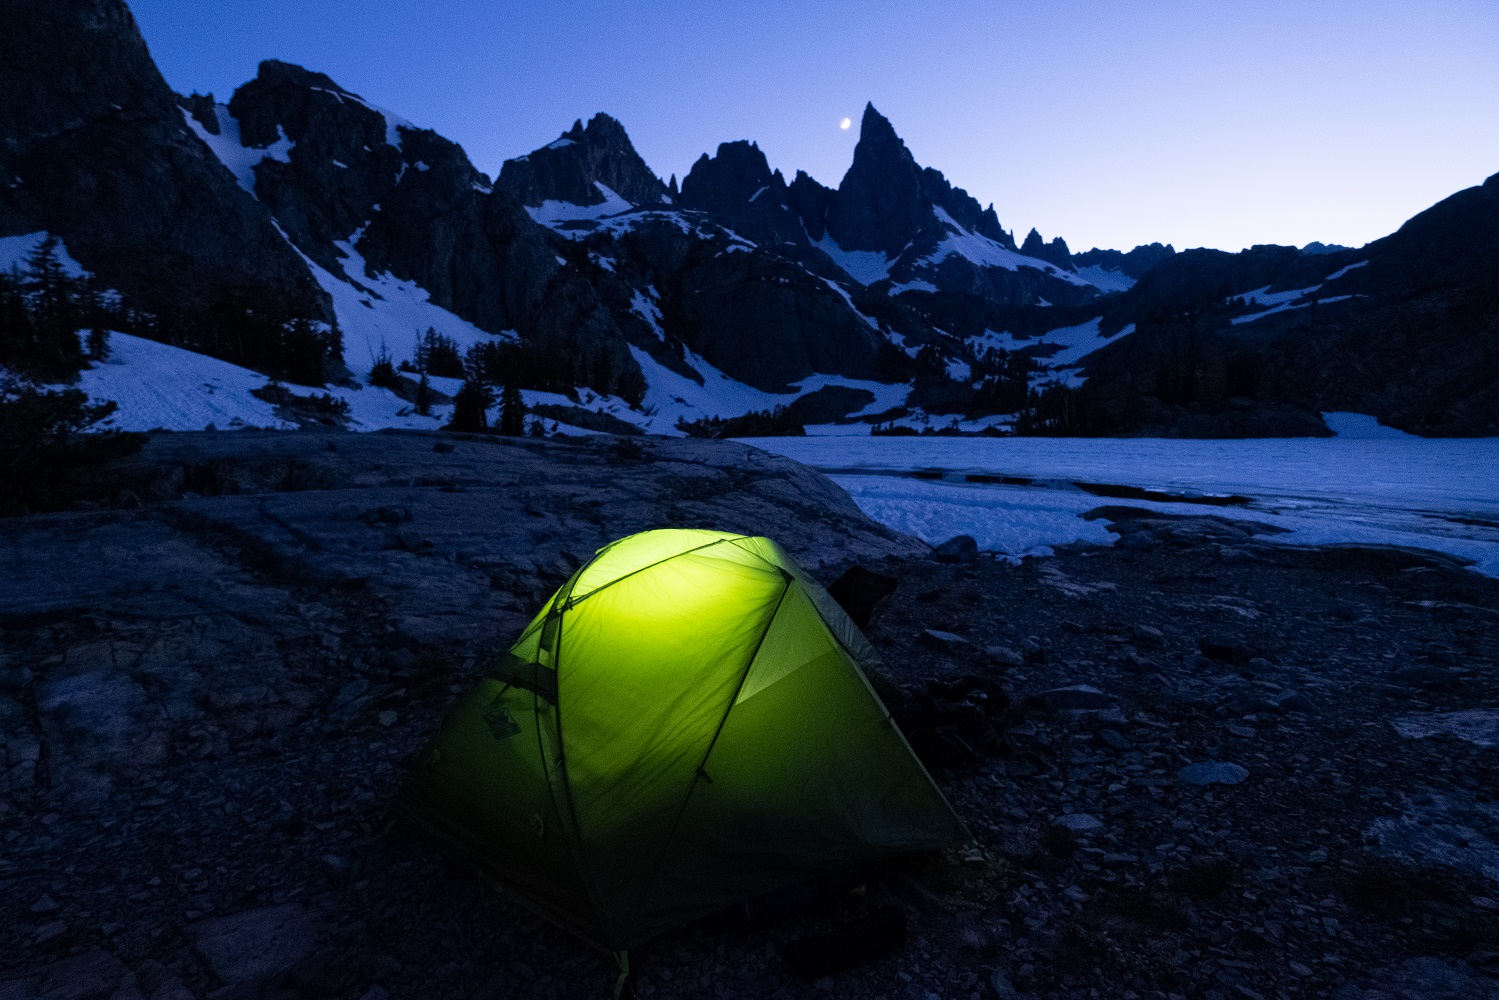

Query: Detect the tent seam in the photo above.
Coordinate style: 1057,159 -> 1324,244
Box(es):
627,576 -> 795,924
561,535 -> 756,610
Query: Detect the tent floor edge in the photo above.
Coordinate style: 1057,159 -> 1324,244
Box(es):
387,799 -> 618,954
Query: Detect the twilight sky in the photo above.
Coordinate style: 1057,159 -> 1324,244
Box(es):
129,0 -> 1499,254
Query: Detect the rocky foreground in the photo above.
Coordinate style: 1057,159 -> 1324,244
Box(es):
1,431 -> 1497,1000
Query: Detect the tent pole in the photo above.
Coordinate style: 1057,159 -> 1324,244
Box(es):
612,950 -> 630,999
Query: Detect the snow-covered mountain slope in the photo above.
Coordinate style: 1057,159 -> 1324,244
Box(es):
11,1 -> 1495,439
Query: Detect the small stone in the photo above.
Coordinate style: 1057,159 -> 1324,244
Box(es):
1099,729 -> 1133,751
1178,761 -> 1249,786
1055,813 -> 1104,832
918,628 -> 970,652
1289,962 -> 1313,977
1042,684 -> 1113,711
1096,706 -> 1130,729
330,679 -> 370,710
31,893 -> 60,914
933,534 -> 979,563
1307,847 -> 1329,864
378,710 -> 397,727
985,645 -> 1023,668
1227,724 -> 1256,738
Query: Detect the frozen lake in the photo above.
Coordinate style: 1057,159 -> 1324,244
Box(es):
738,435 -> 1499,577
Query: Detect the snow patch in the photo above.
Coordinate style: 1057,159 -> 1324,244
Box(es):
63,331 -> 442,432
819,279 -> 880,329
1325,259 -> 1369,282
925,207 -> 1093,287
628,344 -> 910,435
525,182 -> 634,228
1322,412 -> 1416,439
630,289 -> 664,339
811,233 -> 892,285
181,105 -> 293,198
1236,284 -> 1320,308
288,226 -> 517,375
1074,265 -> 1135,294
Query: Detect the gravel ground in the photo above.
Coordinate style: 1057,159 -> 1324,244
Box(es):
1,435 -> 1496,1000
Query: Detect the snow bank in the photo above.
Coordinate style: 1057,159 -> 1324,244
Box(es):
1074,265 -> 1135,294
810,234 -> 892,285
525,183 -> 634,228
1323,412 -> 1416,439
66,331 -> 442,432
628,345 -> 910,435
741,436 -> 1499,576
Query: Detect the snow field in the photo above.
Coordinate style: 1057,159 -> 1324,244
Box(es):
741,435 -> 1499,577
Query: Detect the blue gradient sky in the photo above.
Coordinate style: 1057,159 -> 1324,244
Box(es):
129,0 -> 1499,253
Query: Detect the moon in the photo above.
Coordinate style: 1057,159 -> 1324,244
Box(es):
839,117 -> 852,130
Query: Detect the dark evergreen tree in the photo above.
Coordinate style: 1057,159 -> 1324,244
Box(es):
0,377 -> 146,514
448,377 -> 492,431
368,343 -> 400,389
21,236 -> 85,379
499,383 -> 525,436
415,372 -> 433,417
414,327 -> 464,379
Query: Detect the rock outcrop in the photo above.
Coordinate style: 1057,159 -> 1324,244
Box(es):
1081,173 -> 1499,436
0,0 -> 329,322
496,113 -> 667,208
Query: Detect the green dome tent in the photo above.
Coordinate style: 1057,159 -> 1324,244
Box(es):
394,528 -> 966,953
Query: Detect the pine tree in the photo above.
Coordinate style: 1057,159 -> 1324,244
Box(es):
22,236 -> 84,378
415,372 -> 433,417
448,377 -> 492,432
83,287 -> 109,361
499,383 -> 525,436
368,343 -> 400,389
87,324 -> 109,362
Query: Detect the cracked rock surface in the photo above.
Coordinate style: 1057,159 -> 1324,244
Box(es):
2,430 -> 1497,1000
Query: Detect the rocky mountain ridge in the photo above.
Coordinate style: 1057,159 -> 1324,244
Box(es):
3,0 -> 1496,436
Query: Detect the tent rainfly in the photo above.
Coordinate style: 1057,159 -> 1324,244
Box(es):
394,528 -> 966,953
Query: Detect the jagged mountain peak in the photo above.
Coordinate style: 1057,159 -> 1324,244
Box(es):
826,104 -> 925,255
0,0 -> 329,322
1020,228 -> 1075,271
496,111 -> 666,209
227,59 -> 415,153
250,59 -> 346,95
678,139 -> 804,244
858,102 -> 901,146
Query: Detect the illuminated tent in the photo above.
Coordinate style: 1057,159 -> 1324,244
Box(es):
394,528 -> 965,952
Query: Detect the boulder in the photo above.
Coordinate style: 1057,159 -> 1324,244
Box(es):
933,535 -> 979,563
